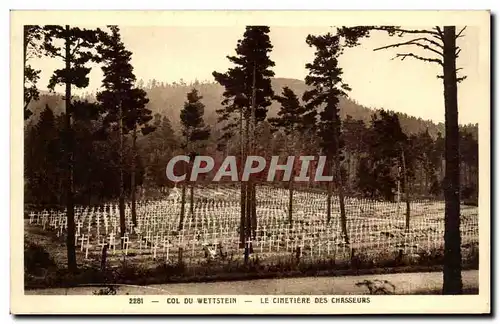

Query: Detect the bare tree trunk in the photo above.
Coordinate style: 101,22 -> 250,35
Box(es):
326,157 -> 332,224
442,26 -> 462,295
402,149 -> 411,232
178,181 -> 186,231
239,97 -> 246,249
346,152 -> 352,191
117,90 -> 126,247
131,126 -> 137,227
244,63 -> 258,262
286,134 -> 294,225
190,184 -> 194,221
252,183 -> 257,239
335,154 -> 349,244
64,25 -> 77,272
288,178 -> 294,224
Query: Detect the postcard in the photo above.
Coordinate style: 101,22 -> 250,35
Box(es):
11,9 -> 490,314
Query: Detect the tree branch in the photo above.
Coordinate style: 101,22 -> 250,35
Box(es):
374,37 -> 443,57
437,68 -> 467,82
435,26 -> 444,40
71,39 -> 82,57
456,26 -> 467,38
373,26 -> 441,37
52,52 -> 65,60
392,53 -> 443,66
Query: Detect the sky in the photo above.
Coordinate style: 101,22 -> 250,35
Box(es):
30,26 -> 483,124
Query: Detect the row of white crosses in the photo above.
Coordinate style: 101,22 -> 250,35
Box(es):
26,185 -> 479,262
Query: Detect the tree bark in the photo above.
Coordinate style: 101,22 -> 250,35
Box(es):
131,126 -> 137,227
335,153 -> 349,244
326,157 -> 332,224
64,25 -> 77,272
190,184 -> 195,221
251,182 -> 257,239
402,149 -> 411,232
239,102 -> 246,249
288,178 -> 294,224
287,133 -> 295,225
118,93 -> 126,247
178,162 -> 187,231
442,26 -> 463,295
244,63 -> 258,261
178,184 -> 187,231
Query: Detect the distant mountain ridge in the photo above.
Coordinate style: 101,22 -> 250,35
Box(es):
25,77 -> 478,139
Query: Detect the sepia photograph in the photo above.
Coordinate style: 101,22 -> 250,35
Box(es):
10,10 -> 490,314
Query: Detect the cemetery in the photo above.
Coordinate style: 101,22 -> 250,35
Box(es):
24,185 -> 479,287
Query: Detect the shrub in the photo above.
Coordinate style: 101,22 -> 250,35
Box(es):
24,240 -> 56,276
93,285 -> 118,295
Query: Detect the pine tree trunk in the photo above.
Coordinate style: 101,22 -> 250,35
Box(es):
326,157 -> 332,224
131,126 -> 137,227
335,154 -> 349,244
465,163 -> 468,190
287,134 -> 294,225
178,181 -> 186,231
346,153 -> 352,191
288,179 -> 293,224
424,164 -> 429,194
118,98 -> 125,248
240,182 -> 246,248
244,63 -> 257,261
64,25 -> 77,272
239,106 -> 246,249
190,184 -> 194,221
251,182 -> 257,239
402,149 -> 411,232
442,26 -> 463,295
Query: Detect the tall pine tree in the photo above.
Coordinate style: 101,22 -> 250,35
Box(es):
269,87 -> 304,224
303,33 -> 350,243
97,25 -> 153,237
125,87 -> 154,227
42,25 -> 101,272
178,88 -> 210,230
213,26 -> 275,260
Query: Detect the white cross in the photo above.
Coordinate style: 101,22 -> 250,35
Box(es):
108,233 -> 116,254
79,234 -> 86,251
121,235 -> 130,255
76,221 -> 83,236
84,235 -> 91,260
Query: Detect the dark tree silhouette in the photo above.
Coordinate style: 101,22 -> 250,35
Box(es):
97,25 -> 153,239
126,87 -> 154,228
269,87 -> 305,224
213,26 -> 275,261
139,113 -> 179,189
178,88 -> 211,230
338,25 -> 466,294
303,33 -> 350,243
23,25 -> 44,120
42,24 -> 101,272
24,105 -> 62,204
